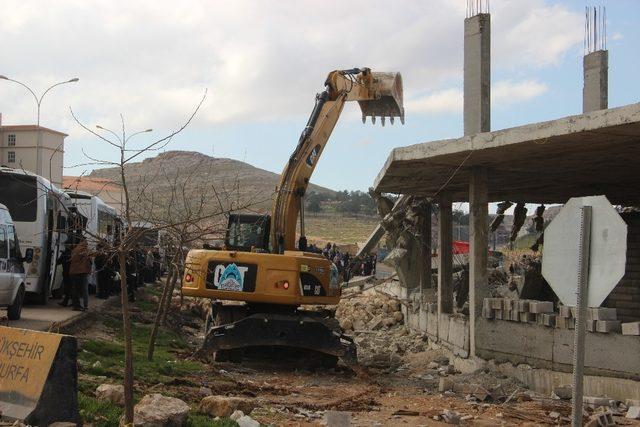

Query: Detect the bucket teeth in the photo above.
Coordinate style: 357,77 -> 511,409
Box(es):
390,117 -> 394,125
381,117 -> 386,127
362,115 -> 366,124
400,116 -> 405,125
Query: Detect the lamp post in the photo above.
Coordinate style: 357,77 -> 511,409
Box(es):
0,75 -> 79,179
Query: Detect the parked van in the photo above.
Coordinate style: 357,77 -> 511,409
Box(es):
0,203 -> 33,320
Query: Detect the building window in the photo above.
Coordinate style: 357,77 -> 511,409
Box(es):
7,151 -> 15,163
7,134 -> 15,146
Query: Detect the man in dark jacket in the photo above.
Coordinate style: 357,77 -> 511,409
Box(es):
57,239 -> 74,307
94,242 -> 113,299
69,234 -> 92,311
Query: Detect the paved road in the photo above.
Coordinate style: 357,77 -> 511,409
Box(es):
1,295 -> 113,331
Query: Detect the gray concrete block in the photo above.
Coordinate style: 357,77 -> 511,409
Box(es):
559,305 -> 573,318
622,321 -> 640,336
529,301 -> 554,314
518,312 -> 536,323
587,307 -> 617,321
595,320 -> 621,333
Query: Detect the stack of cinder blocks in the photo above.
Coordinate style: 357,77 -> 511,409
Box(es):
482,298 -> 554,325
482,298 -> 640,335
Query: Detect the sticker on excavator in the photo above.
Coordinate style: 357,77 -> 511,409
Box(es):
306,144 -> 321,166
206,262 -> 257,292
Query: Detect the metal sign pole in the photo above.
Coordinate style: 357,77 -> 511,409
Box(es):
572,205 -> 592,427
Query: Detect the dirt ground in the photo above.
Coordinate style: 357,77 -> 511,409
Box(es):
71,284 -> 639,427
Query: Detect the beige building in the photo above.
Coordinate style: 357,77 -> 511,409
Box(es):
0,125 -> 67,187
62,175 -> 125,214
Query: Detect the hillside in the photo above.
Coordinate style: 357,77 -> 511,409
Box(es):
88,150 -> 336,214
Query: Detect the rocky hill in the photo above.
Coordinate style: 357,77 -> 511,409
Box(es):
89,150 -> 335,214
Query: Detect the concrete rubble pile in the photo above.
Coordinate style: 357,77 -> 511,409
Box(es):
336,290 -> 428,368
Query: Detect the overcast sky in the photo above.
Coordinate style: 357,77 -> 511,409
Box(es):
0,0 -> 638,192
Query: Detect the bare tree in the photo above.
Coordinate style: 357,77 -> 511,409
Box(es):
70,90 -> 207,424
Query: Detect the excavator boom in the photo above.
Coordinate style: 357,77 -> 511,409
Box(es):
271,68 -> 404,253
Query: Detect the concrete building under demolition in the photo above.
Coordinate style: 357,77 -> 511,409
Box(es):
373,5 -> 640,400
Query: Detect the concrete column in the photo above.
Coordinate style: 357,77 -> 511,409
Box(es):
420,201 -> 432,295
464,13 -> 491,135
469,167 -> 488,356
438,193 -> 453,314
583,50 -> 608,113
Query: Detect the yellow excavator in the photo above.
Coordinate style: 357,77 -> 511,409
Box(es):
181,68 -> 403,365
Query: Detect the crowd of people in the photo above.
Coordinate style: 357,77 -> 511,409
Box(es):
57,232 -> 163,311
315,242 -> 378,279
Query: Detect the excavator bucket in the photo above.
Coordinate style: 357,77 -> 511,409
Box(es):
359,72 -> 404,126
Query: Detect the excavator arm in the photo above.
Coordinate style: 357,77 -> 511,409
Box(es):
271,68 -> 404,253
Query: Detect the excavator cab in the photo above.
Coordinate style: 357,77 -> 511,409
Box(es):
225,214 -> 271,252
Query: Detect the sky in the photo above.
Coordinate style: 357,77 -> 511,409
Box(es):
0,0 -> 638,193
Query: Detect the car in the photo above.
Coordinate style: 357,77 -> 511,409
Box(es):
0,203 -> 33,320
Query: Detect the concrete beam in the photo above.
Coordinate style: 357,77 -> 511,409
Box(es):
583,50 -> 608,113
464,13 -> 490,135
469,167 -> 488,357
373,102 -> 640,204
438,193 -> 454,314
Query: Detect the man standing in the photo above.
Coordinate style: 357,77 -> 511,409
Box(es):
69,234 -> 92,311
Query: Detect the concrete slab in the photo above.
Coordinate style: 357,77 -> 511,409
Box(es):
373,102 -> 640,204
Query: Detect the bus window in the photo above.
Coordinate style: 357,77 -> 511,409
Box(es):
0,173 -> 38,222
7,226 -> 18,259
0,227 -> 7,259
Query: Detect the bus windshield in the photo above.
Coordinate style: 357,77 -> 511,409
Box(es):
0,173 -> 38,222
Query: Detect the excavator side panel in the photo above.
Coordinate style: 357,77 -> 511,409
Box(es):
182,249 -> 341,306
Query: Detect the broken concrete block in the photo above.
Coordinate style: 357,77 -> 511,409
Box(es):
482,306 -> 494,319
517,299 -> 530,312
536,313 -> 556,327
559,305 -> 573,318
585,411 -> 615,426
627,406 -> 640,419
324,410 -> 351,427
553,385 -> 572,400
494,309 -> 503,320
518,312 -> 536,323
555,317 -> 575,329
586,320 -> 597,332
438,377 -> 455,392
486,298 -> 503,310
587,307 -> 617,321
368,315 -> 384,330
583,396 -> 616,409
622,321 -> 640,336
529,301 -> 554,314
441,410 -> 460,424
595,320 -> 621,333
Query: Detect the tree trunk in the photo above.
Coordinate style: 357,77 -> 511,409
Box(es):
118,250 -> 135,424
147,265 -> 175,361
160,265 -> 180,326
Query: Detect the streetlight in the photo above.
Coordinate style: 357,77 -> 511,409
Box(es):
0,75 -> 79,126
0,75 -> 79,178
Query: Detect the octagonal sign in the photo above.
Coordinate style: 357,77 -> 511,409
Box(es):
542,195 -> 627,307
